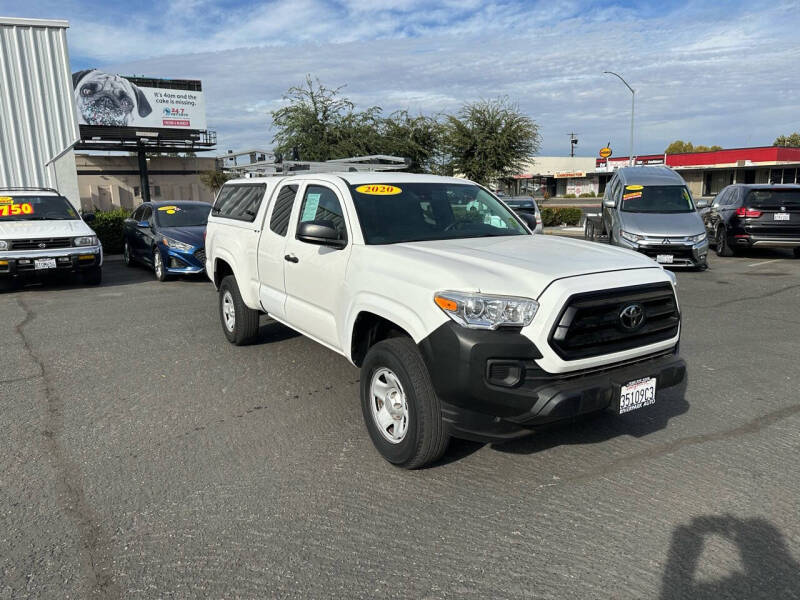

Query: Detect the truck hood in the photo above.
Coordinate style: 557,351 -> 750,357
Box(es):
370,234 -> 661,300
0,219 -> 95,240
618,211 -> 705,237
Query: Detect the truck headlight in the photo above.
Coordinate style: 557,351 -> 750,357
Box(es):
73,235 -> 98,247
161,236 -> 193,252
434,291 -> 538,330
621,230 -> 644,243
0,240 -> 7,251
689,232 -> 707,243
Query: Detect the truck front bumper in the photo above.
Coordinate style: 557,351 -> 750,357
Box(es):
0,245 -> 103,278
418,322 -> 686,443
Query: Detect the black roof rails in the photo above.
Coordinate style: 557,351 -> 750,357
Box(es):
0,186 -> 60,194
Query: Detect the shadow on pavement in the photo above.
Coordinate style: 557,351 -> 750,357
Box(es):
660,515 -> 800,600
434,376 -> 689,466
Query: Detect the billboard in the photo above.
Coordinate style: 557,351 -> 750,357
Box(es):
72,69 -> 207,130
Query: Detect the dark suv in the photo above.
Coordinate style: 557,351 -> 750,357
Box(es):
703,184 -> 800,257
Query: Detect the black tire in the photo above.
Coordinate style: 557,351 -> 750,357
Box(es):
360,337 -> 449,469
793,247 -> 800,259
153,247 -> 169,281
218,274 -> 260,345
715,226 -> 734,257
0,277 -> 17,293
123,241 -> 134,267
80,266 -> 102,286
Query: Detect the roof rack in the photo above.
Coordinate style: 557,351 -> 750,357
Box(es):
220,155 -> 409,177
0,186 -> 60,193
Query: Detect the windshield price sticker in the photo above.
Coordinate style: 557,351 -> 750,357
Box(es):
0,203 -> 34,217
625,185 -> 643,191
355,185 -> 402,195
0,196 -> 12,204
623,192 -> 642,201
158,205 -> 181,214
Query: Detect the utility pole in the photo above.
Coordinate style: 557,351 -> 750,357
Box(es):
603,71 -> 635,166
567,132 -> 579,157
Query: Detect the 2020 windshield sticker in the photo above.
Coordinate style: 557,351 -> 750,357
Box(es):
623,192 -> 642,201
355,185 -> 402,195
158,205 -> 181,214
0,197 -> 12,204
626,185 -> 644,191
0,202 -> 34,217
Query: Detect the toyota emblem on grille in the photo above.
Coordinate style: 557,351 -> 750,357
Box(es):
619,303 -> 646,331
38,242 -> 47,248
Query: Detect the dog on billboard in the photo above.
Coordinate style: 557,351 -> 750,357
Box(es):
72,69 -> 153,127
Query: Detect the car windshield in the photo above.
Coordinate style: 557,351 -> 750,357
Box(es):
506,198 -> 536,208
153,204 -> 211,227
0,194 -> 79,221
620,185 -> 695,213
349,182 -> 529,244
745,189 -> 800,209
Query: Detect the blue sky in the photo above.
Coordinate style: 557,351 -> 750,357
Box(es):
4,0 -> 800,156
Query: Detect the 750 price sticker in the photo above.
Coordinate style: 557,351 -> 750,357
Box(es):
0,203 -> 34,217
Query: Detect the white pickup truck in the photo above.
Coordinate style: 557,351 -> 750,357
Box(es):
0,188 -> 102,290
205,173 -> 686,468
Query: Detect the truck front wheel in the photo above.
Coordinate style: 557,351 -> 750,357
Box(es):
360,337 -> 449,469
218,275 -> 260,345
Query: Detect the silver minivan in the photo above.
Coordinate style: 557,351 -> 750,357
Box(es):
585,166 -> 709,268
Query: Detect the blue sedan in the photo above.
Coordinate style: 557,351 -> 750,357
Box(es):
122,201 -> 210,281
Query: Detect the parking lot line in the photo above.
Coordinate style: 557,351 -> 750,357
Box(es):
747,259 -> 782,267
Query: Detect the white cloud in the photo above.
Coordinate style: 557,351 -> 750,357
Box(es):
5,0 -> 797,155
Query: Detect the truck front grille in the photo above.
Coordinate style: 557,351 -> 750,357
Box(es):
549,282 -> 679,360
10,237 -> 72,250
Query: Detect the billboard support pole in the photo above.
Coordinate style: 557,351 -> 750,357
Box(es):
137,142 -> 151,203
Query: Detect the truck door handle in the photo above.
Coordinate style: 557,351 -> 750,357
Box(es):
284,254 -> 299,263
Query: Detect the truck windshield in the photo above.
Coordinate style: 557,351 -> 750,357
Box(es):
745,189 -> 800,209
0,195 -> 79,220
154,204 -> 211,227
349,182 -> 528,244
620,185 -> 695,213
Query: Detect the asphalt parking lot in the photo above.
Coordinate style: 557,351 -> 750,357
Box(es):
2,249 -> 800,600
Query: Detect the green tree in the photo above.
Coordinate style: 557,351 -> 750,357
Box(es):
773,132 -> 800,147
665,140 -> 722,154
378,111 -> 444,173
199,170 -> 233,195
442,98 -> 539,185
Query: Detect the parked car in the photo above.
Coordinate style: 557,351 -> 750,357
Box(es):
585,166 -> 709,269
123,201 -> 210,281
504,196 -> 543,233
702,184 -> 800,257
205,173 -> 685,469
0,187 -> 102,290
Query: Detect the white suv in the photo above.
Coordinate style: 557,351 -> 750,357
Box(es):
205,173 -> 685,468
0,188 -> 102,290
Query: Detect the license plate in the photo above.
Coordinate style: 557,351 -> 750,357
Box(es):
34,258 -> 57,270
774,213 -> 790,221
618,377 -> 657,414
656,254 -> 674,264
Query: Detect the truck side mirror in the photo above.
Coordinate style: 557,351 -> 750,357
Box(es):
695,200 -> 708,209
602,198 -> 615,208
297,220 -> 347,249
82,212 -> 96,223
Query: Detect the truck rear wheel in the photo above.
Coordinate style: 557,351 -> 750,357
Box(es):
360,337 -> 449,469
219,275 -> 260,345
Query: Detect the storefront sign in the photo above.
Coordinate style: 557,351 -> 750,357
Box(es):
554,171 -> 586,179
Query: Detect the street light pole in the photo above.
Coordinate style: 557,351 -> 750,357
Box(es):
604,71 -> 635,166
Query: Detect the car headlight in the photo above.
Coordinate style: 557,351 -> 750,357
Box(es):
620,230 -> 644,243
689,232 -> 707,243
664,269 -> 677,287
434,291 -> 539,330
0,240 -> 7,251
162,236 -> 193,251
73,235 -> 98,247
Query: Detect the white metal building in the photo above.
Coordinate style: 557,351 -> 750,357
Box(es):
0,17 -> 80,207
